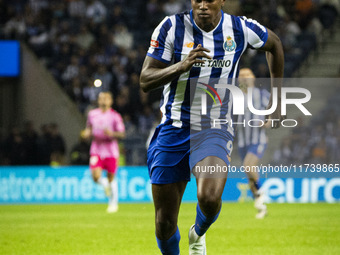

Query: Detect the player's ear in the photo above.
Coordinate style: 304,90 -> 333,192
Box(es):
221,0 -> 226,7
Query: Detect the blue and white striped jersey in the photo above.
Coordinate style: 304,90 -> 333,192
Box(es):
147,10 -> 268,134
237,87 -> 270,147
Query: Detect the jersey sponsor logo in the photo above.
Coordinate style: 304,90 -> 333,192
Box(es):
184,42 -> 194,48
150,39 -> 159,48
223,36 -> 236,52
193,59 -> 231,68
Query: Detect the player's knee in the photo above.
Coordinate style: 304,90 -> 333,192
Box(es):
107,174 -> 114,183
197,192 -> 221,212
248,177 -> 256,183
92,173 -> 100,183
155,214 -> 177,239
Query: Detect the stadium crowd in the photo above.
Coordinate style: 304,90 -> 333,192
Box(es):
0,121 -> 66,166
0,0 -> 339,165
273,88 -> 340,166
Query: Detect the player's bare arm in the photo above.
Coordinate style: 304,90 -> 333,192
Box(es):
140,44 -> 212,93
261,28 -> 285,128
104,129 -> 126,139
82,127 -> 92,140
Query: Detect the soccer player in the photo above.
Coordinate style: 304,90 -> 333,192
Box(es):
82,92 -> 125,213
237,68 -> 271,219
140,0 -> 284,254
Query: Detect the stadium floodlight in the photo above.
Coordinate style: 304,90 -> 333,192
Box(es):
94,79 -> 102,87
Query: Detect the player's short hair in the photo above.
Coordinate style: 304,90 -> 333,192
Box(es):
239,68 -> 255,78
99,91 -> 113,99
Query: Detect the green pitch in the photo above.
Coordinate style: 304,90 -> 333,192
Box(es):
1,203 -> 340,254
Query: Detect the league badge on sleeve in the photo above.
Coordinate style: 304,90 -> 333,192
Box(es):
223,36 -> 236,52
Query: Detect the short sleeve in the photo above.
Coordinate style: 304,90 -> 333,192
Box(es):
243,17 -> 268,49
146,16 -> 174,64
113,113 -> 125,132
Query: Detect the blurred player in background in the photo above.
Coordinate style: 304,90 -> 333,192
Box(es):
237,68 -> 271,219
82,92 -> 125,213
140,0 -> 284,254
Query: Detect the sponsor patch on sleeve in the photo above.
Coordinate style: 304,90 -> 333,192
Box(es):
150,40 -> 159,48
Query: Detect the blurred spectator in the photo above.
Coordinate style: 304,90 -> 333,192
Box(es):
115,86 -> 130,116
113,23 -> 133,50
62,55 -> 80,83
86,0 -> 107,24
146,0 -> 165,28
138,106 -> 155,135
122,114 -> 137,137
128,73 -> 143,122
68,0 -> 87,18
76,25 -> 95,50
70,132 -> 90,165
113,63 -> 129,89
311,138 -> 328,164
22,121 -> 39,165
97,24 -> 111,47
163,0 -> 183,16
109,5 -> 127,26
37,124 -> 51,165
29,0 -> 49,15
49,123 -> 66,159
78,65 -> 89,84
4,13 -> 26,39
66,77 -> 84,106
318,0 -> 339,30
295,0 -> 315,29
4,127 -> 27,165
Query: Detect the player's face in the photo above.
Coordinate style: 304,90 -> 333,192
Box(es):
238,68 -> 255,93
98,93 -> 113,109
191,0 -> 225,29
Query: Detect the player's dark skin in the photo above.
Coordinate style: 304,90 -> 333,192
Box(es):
140,0 -> 284,241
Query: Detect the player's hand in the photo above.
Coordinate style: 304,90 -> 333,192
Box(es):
265,98 -> 286,129
104,129 -> 114,137
178,44 -> 212,73
81,128 -> 92,139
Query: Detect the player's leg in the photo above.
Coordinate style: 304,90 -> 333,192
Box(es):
243,151 -> 267,219
243,152 -> 260,196
90,155 -> 110,194
195,156 -> 228,232
92,167 -> 108,186
92,167 -> 111,196
153,180 -> 187,255
105,158 -> 119,213
147,125 -> 191,254
92,167 -> 102,183
189,156 -> 229,255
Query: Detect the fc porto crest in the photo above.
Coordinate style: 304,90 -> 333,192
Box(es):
223,36 -> 236,52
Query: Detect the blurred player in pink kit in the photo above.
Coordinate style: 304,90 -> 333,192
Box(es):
82,92 -> 125,213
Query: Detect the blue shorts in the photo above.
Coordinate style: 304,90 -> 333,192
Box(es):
238,143 -> 267,162
147,124 -> 233,184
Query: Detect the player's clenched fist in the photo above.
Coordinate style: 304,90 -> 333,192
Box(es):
178,44 -> 212,73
